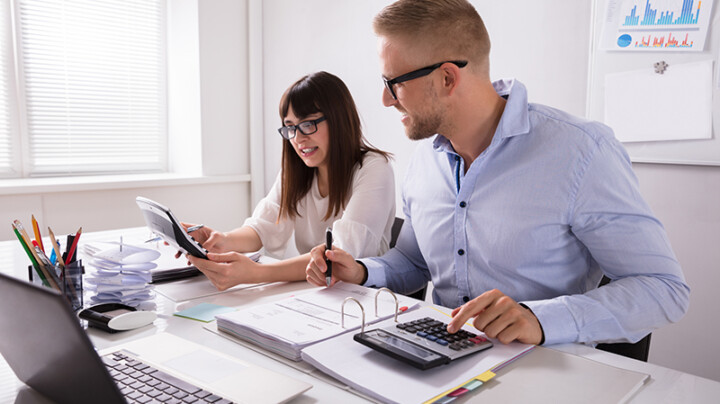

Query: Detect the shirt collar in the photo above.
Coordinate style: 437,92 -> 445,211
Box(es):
493,78 -> 531,140
432,78 -> 531,154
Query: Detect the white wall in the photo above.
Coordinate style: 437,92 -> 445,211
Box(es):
633,164 -> 720,381
258,0 -> 719,382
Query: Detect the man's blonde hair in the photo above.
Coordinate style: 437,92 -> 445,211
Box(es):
373,0 -> 490,76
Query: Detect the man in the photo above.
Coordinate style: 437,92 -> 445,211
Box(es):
306,0 -> 689,346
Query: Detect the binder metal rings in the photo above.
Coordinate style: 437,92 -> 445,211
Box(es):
341,297 -> 365,332
341,288 -> 401,333
375,287 -> 399,323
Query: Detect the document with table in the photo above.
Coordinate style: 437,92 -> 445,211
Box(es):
215,281 -> 421,361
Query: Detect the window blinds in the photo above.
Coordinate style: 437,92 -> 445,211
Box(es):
16,0 -> 167,176
0,1 -> 13,176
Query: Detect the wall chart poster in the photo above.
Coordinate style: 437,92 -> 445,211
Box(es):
600,0 -> 715,51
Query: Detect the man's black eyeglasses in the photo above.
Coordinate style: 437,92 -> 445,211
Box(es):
278,116 -> 326,140
383,60 -> 468,100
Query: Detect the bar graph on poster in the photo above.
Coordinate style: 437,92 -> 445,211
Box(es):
599,0 -> 715,51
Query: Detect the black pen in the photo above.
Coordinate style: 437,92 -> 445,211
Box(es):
325,227 -> 332,287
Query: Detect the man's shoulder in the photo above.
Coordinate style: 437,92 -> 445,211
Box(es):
527,103 -> 615,145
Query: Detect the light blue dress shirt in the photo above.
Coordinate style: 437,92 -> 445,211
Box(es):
363,79 -> 689,345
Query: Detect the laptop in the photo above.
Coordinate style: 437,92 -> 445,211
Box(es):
0,272 -> 312,404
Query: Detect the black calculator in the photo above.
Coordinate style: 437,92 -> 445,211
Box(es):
354,317 -> 493,370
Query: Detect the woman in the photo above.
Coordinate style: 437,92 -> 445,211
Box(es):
187,71 -> 395,290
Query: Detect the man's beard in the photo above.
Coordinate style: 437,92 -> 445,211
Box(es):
403,87 -> 444,140
405,109 -> 442,140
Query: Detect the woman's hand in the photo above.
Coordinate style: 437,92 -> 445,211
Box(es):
179,223 -> 232,254
187,252 -> 258,291
306,244 -> 366,287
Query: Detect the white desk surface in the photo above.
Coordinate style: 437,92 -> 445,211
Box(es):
1,227 -> 719,404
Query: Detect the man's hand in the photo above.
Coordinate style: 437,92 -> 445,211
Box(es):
447,289 -> 544,345
306,244 -> 366,287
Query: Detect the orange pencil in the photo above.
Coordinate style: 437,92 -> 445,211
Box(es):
31,214 -> 45,254
64,227 -> 82,266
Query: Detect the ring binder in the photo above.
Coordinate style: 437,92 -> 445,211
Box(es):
343,288 -> 403,332
374,287 -> 400,322
341,297 -> 365,331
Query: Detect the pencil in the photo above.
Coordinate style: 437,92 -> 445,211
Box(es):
47,226 -> 65,269
64,227 -> 82,266
31,214 -> 45,254
13,220 -> 41,264
12,225 -> 42,275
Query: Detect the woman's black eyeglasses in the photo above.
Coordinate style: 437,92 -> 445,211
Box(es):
278,116 -> 326,140
383,60 -> 468,100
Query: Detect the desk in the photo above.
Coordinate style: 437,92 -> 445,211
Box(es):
1,227 -> 719,403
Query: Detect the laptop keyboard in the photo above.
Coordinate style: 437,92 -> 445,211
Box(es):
102,350 -> 233,404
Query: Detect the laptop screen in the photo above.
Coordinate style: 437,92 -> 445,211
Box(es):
0,272 -> 124,404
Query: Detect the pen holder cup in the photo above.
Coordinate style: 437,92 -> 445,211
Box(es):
28,260 -> 84,311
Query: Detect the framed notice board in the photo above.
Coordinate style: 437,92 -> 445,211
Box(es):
586,0 -> 720,165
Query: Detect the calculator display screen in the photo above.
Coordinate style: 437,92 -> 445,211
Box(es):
368,330 -> 441,360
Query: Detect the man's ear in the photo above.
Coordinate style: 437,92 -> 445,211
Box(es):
440,63 -> 461,96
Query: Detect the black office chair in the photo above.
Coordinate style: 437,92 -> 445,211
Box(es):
594,275 -> 652,362
389,217 -> 427,301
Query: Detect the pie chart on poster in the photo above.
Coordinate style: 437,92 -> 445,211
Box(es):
617,34 -> 632,48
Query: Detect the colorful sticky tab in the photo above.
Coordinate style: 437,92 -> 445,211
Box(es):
447,388 -> 468,397
477,370 -> 496,382
462,379 -> 484,391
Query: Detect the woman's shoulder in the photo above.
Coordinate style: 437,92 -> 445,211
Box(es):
358,151 -> 393,174
361,150 -> 392,166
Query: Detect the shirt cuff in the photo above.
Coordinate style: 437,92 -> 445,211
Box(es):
518,303 -> 545,345
521,298 -> 578,345
359,257 -> 387,288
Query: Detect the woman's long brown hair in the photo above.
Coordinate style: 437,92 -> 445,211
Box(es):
277,71 -> 389,221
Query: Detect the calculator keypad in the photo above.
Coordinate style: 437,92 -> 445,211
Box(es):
395,317 -> 491,359
355,315 -> 494,370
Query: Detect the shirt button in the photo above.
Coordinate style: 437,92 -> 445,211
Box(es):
454,155 -> 460,161
459,201 -> 466,208
458,249 -> 465,256
463,296 -> 470,302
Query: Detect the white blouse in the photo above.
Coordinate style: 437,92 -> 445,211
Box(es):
243,152 -> 396,259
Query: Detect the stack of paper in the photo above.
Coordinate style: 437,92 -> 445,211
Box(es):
215,282 -> 421,361
84,242 -> 161,310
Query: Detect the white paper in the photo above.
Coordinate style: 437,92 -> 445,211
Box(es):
600,0 -> 715,51
84,242 -> 161,264
154,276 -> 266,302
85,273 -> 151,285
301,306 -> 534,404
604,60 -> 713,142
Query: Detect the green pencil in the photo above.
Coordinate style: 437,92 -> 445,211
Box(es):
12,225 -> 49,287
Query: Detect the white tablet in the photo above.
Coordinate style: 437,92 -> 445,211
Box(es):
135,196 -> 208,259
